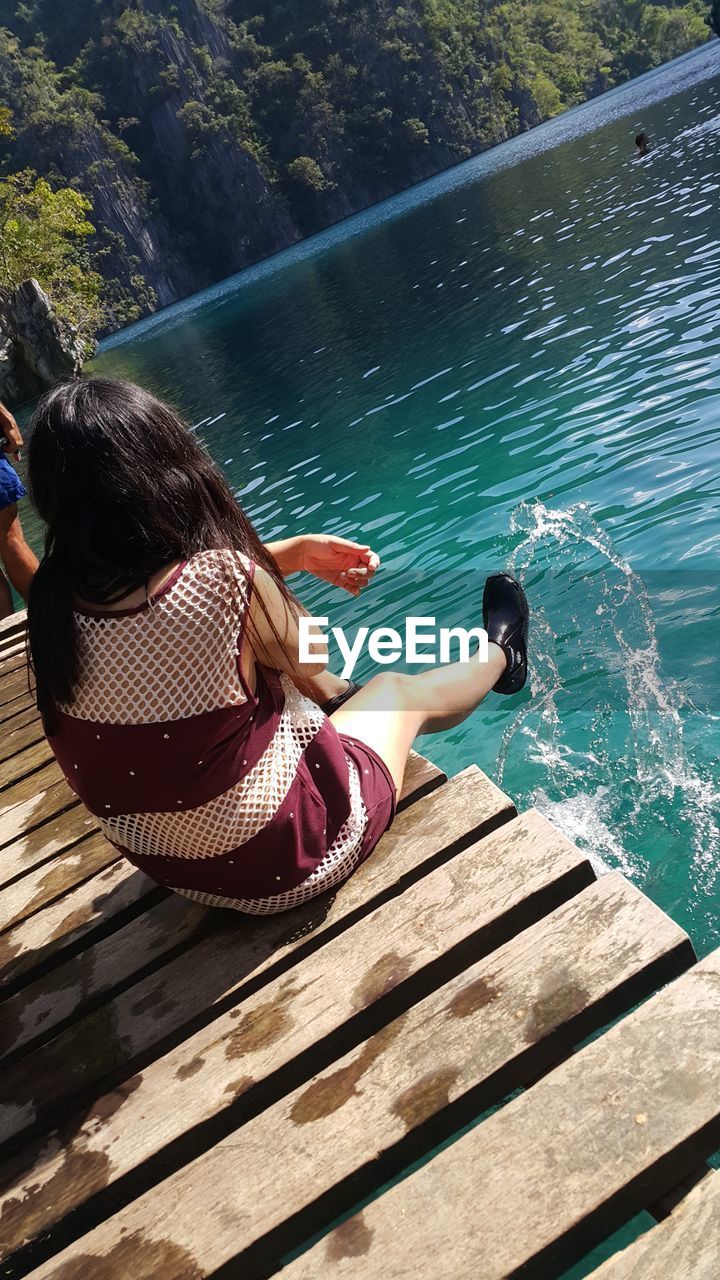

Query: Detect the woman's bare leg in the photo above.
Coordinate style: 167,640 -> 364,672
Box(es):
330,643 -> 507,798
0,505 -> 38,603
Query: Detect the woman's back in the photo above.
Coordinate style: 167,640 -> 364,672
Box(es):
50,549 -> 369,912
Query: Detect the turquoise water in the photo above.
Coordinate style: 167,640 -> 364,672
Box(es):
9,44 -> 718,1279
19,44 -> 720,961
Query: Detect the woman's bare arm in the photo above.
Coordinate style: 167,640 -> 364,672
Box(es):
246,564 -> 346,704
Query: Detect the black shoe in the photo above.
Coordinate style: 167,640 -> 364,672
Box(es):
320,680 -> 364,715
482,573 -> 529,695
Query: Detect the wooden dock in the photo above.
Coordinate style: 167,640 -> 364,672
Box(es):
1,608 -> 719,1279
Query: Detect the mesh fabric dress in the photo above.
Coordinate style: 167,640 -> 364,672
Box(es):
48,550 -> 396,914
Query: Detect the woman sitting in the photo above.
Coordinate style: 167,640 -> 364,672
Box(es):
27,378 -> 529,915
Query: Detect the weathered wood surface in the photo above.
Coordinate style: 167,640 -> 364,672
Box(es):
0,708 -> 45,764
0,672 -> 31,705
0,806 -> 96,889
0,607 -> 27,636
1,817 -> 598,1258
0,614 -> 713,1280
7,873 -> 694,1273
0,631 -> 24,651
0,861 -> 160,994
0,651 -> 28,681
285,948 -> 720,1280
0,691 -> 35,724
0,753 -> 439,1004
0,833 -> 117,935
0,767 -> 72,839
0,642 -> 29,668
0,682 -> 34,718
588,1170 -> 720,1279
0,778 -> 526,1145
395,751 -> 444,810
0,889 -> 207,1059
0,739 -> 55,792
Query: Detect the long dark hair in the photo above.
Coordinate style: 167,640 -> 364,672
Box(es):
27,377 -> 295,731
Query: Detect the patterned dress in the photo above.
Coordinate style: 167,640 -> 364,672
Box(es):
48,550 -> 396,914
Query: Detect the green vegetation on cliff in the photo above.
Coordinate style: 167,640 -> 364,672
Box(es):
0,166 -> 103,347
0,1 -> 714,339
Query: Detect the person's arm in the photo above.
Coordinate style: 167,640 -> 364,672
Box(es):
0,401 -> 23,461
264,536 -> 304,576
265,533 -> 380,597
246,563 -> 341,702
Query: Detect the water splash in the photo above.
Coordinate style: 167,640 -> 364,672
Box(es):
497,500 -> 719,892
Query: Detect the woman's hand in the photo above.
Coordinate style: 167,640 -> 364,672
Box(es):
265,534 -> 380,594
300,534 -> 380,596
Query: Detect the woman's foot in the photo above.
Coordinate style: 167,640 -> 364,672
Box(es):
482,573 -> 529,695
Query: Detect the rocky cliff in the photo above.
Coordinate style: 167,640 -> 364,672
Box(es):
0,0 -> 712,355
0,280 -> 84,406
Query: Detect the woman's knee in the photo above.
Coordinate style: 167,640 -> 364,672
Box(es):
365,670 -> 419,711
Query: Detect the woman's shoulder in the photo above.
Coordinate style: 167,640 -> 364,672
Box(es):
181,548 -> 255,603
187,548 -> 253,577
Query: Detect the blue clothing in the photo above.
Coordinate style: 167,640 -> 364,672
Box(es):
0,455 -> 26,512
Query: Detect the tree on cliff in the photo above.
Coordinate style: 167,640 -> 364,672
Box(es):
0,0 -> 714,339
0,168 -> 103,353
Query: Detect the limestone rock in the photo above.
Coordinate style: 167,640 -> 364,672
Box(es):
0,280 -> 85,409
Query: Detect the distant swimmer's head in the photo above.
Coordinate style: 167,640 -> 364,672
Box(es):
635,131 -> 649,155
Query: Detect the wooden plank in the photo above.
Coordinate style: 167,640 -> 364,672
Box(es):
0,626 -> 25,649
0,755 -> 442,1003
0,889 -> 207,1060
587,1170 -> 720,1279
0,671 -> 33,712
1,872 -> 691,1269
0,690 -> 35,723
0,861 -> 158,994
0,774 -> 521,1144
0,806 -> 94,890
0,642 -> 25,664
0,607 -> 26,637
0,654 -> 30,682
0,662 -> 30,691
0,651 -> 29,681
0,738 -> 54,792
0,701 -> 37,729
0,762 -> 64,819
0,642 -> 25,658
0,641 -> 27,668
0,833 -> 117,933
0,771 -> 76,848
284,947 -> 720,1280
397,750 -> 445,810
0,623 -> 25,644
0,639 -> 26,661
0,705 -> 44,762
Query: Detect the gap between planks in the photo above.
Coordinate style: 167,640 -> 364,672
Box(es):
0,750 -> 443,1009
282,947 -> 720,1280
0,870 -> 693,1274
0,766 -> 512,1147
586,1169 -> 720,1280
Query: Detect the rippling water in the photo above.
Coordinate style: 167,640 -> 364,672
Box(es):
20,44 -> 720,958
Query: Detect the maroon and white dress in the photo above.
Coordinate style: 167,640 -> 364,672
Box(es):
48,549 -> 396,914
